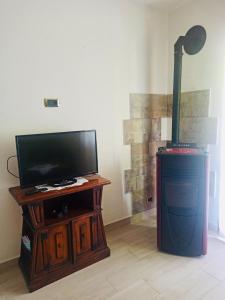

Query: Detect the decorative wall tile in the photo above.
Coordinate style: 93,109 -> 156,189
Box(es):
149,156 -> 156,172
167,89 -> 210,118
149,142 -> 166,156
123,119 -> 151,145
138,165 -> 151,177
148,94 -> 168,118
180,117 -> 217,144
132,190 -> 150,214
131,154 -> 150,169
167,94 -> 173,117
130,94 -> 167,119
124,170 -> 137,193
124,167 -> 152,195
150,118 -> 161,141
180,90 -> 210,117
130,94 -> 151,119
133,199 -> 147,214
124,90 -> 215,215
127,166 -> 151,177
131,143 -> 149,156
140,177 -> 150,192
136,175 -> 147,190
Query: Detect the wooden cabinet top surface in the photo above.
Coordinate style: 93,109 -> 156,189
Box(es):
9,175 -> 111,206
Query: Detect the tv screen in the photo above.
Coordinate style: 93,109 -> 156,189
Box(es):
16,130 -> 98,188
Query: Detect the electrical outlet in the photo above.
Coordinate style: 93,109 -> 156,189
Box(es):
148,196 -> 153,202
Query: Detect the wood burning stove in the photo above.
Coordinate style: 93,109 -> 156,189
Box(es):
157,152 -> 209,256
157,26 -> 209,256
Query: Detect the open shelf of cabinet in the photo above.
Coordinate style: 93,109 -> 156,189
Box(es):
9,175 -> 111,292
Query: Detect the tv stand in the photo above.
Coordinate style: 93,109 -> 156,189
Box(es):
9,175 -> 111,292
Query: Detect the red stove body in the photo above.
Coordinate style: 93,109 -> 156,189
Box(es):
157,148 -> 209,256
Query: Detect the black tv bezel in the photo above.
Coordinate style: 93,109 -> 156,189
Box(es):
16,130 -> 98,188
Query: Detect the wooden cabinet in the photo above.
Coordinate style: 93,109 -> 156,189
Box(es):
9,176 -> 111,292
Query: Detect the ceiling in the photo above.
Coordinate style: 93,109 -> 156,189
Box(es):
131,0 -> 192,12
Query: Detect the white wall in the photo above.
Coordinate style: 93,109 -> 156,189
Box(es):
167,0 -> 225,229
0,0 -> 168,263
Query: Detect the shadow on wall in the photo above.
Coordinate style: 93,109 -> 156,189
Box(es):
123,90 -> 217,214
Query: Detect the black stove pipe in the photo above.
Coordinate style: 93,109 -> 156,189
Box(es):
170,25 -> 206,146
172,37 -> 184,144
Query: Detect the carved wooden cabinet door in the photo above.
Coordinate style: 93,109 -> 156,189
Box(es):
72,217 -> 91,258
34,224 -> 69,274
47,225 -> 70,267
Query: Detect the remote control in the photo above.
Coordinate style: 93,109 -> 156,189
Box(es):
25,187 -> 48,195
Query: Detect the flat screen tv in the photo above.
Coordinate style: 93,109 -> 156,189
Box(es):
16,130 -> 98,188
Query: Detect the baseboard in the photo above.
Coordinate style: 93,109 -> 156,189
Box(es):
0,257 -> 18,272
104,216 -> 131,232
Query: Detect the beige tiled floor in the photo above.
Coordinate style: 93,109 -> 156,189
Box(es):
1,210 -> 225,299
